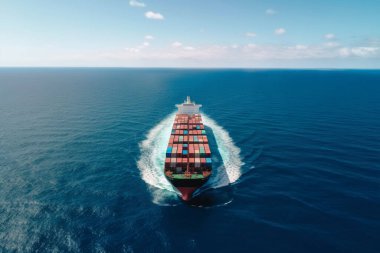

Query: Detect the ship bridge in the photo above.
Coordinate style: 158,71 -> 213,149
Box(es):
176,96 -> 202,115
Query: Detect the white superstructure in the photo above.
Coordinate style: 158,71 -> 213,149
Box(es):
176,96 -> 202,115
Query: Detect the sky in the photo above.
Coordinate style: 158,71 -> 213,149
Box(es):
1,0 -> 380,68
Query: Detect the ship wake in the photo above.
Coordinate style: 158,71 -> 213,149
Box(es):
137,113 -> 244,204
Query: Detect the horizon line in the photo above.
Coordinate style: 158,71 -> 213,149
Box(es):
0,66 -> 380,70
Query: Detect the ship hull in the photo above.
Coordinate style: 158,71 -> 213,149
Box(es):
165,176 -> 210,201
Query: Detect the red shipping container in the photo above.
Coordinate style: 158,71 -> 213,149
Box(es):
201,158 -> 206,163
177,158 -> 182,163
182,158 -> 188,163
190,158 -> 195,163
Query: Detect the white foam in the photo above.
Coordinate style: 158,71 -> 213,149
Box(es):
137,112 -> 244,199
137,113 -> 176,192
202,114 -> 244,187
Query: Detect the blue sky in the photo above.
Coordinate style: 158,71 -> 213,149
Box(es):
1,0 -> 380,68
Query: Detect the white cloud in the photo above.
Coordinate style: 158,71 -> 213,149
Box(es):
245,32 -> 256,37
10,40 -> 379,67
124,41 -> 150,53
145,11 -> 164,20
352,47 -> 378,56
324,33 -> 335,39
295,44 -> 308,50
266,9 -> 277,15
231,44 -> 239,49
145,35 -> 154,40
84,44 -> 380,64
124,47 -> 140,53
324,41 -> 340,48
171,41 -> 182,47
339,47 -> 379,57
129,0 -> 145,8
338,47 -> 351,57
274,28 -> 286,35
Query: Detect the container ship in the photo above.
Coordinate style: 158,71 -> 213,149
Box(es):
164,97 -> 212,201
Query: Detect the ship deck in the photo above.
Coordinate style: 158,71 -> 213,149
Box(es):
171,174 -> 205,179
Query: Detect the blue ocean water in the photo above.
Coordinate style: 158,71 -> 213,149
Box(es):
0,68 -> 379,253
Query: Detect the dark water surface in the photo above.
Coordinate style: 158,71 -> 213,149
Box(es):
0,68 -> 379,253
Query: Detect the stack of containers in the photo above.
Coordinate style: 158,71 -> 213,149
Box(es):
164,114 -> 212,175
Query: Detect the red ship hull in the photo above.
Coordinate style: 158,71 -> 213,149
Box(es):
165,175 -> 210,201
177,187 -> 197,201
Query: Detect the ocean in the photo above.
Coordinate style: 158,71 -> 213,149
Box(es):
0,68 -> 379,253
